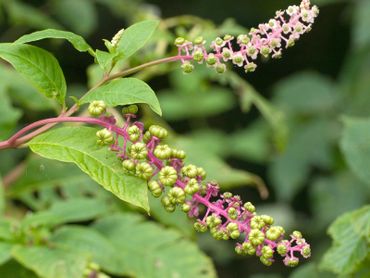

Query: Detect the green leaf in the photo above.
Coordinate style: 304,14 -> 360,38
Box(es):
0,260 -> 38,278
9,156 -> 97,197
15,29 -> 93,54
93,213 -> 216,278
51,226 -> 123,275
269,119 -> 337,201
0,90 -> 22,140
0,43 -> 67,105
4,1 -> 61,30
21,198 -> 111,228
320,205 -> 370,275
12,246 -> 88,278
28,126 -> 149,211
310,172 -> 369,229
353,0 -> 370,49
340,117 -> 370,185
116,20 -> 159,60
51,0 -> 97,36
0,243 -> 12,265
80,78 -> 162,116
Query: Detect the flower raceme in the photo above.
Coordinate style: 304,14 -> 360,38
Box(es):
175,0 -> 319,74
90,101 -> 311,267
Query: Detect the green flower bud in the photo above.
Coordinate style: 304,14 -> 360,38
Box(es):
154,144 -> 172,160
149,125 -> 168,139
285,257 -> 299,267
266,226 -> 283,241
301,245 -> 311,258
228,207 -> 238,220
143,131 -> 152,143
148,180 -> 163,198
122,104 -> 138,115
211,228 -> 225,240
194,221 -> 207,233
261,215 -> 274,226
244,202 -> 255,213
248,229 -> 265,246
222,48 -> 232,60
250,216 -> 265,229
184,178 -> 200,195
181,164 -> 198,178
214,37 -> 224,46
226,222 -> 238,232
206,53 -> 217,66
196,167 -> 206,179
194,36 -> 205,45
181,61 -> 194,74
168,187 -> 185,204
235,244 -> 244,255
161,195 -> 176,212
292,231 -> 302,239
277,241 -> 288,256
247,46 -> 257,57
260,256 -> 273,266
261,246 -> 274,259
96,129 -> 114,145
260,46 -> 271,57
223,34 -> 233,41
135,162 -> 153,180
287,38 -> 295,48
129,142 -> 148,159
122,159 -> 136,171
206,214 -> 222,228
159,166 -> 178,186
237,34 -> 250,45
243,242 -> 256,255
230,230 -> 240,239
182,203 -> 191,213
128,125 -> 140,142
174,37 -> 186,46
193,50 -> 204,62
215,63 -> 226,73
244,62 -> 257,73
171,149 -> 186,159
88,100 -> 106,116
232,53 -> 244,66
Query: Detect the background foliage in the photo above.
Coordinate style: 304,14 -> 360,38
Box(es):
0,0 -> 369,277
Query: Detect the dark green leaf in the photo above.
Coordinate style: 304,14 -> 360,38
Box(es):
15,29 -> 93,53
80,78 -> 162,116
12,246 -> 88,278
0,243 -> 12,265
29,126 -> 149,211
51,0 -> 97,36
51,226 -> 123,275
21,198 -> 111,228
93,213 -> 216,278
0,260 -> 38,278
340,117 -> 370,185
320,205 -> 370,275
116,20 -> 159,60
0,43 -> 67,105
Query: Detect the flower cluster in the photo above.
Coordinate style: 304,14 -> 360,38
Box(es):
175,0 -> 319,74
89,101 -> 311,267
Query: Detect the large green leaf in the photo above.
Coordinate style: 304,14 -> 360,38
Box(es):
28,126 -> 149,211
0,43 -> 67,105
0,260 -> 38,278
0,243 -> 12,265
12,246 -> 87,278
51,0 -> 97,36
340,117 -> 370,185
353,0 -> 370,49
320,205 -> 370,275
21,198 -> 111,228
15,29 -> 93,53
93,213 -> 216,278
80,77 -> 162,115
116,20 -> 159,60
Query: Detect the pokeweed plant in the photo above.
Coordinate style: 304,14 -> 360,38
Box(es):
0,0 -> 319,276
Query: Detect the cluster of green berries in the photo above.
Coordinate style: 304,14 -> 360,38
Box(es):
88,101 -> 311,267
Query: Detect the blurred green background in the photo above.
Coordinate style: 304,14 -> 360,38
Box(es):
0,0 -> 369,277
